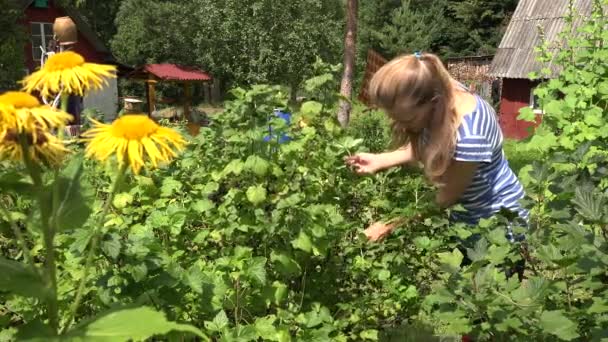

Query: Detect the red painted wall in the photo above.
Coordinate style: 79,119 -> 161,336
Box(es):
23,0 -> 106,72
498,78 -> 542,140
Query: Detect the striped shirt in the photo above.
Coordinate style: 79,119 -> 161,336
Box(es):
443,94 -> 528,226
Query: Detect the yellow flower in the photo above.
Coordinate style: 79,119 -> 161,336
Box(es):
21,51 -> 116,98
0,92 -> 73,165
0,92 -> 73,141
0,127 -> 70,165
0,103 -> 16,129
82,114 -> 186,174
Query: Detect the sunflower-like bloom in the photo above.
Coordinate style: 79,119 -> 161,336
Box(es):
21,51 -> 116,98
82,114 -> 186,174
0,92 -> 72,165
0,92 -> 73,142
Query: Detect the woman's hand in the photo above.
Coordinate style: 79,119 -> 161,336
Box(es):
344,153 -> 384,175
364,221 -> 397,242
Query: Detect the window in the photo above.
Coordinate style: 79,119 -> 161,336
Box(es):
30,22 -> 54,62
529,87 -> 544,114
33,0 -> 49,8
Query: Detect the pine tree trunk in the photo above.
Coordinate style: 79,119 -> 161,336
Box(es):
337,0 -> 358,128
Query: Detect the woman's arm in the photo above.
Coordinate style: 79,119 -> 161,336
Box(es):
345,143 -> 417,174
435,160 -> 479,208
376,143 -> 417,170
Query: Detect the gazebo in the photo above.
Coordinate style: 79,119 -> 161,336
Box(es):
127,64 -> 213,125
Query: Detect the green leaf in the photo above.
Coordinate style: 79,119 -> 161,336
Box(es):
437,248 -> 463,273
572,186 -> 604,222
65,306 -> 206,341
205,310 -> 229,332
528,132 -> 558,152
588,297 -> 608,314
413,236 -> 431,250
359,329 -> 379,340
246,185 -> 267,205
184,266 -> 203,294
130,263 -> 148,283
511,276 -> 547,305
254,316 -> 277,339
291,231 -> 313,253
245,257 -> 267,285
160,177 -> 182,198
539,310 -> 580,341
517,106 -> 536,122
300,101 -> 323,119
0,257 -> 48,299
272,281 -> 288,306
168,210 -> 187,236
377,269 -> 391,281
270,251 -> 302,277
404,285 -> 418,299
0,171 -> 32,194
192,199 -> 215,213
466,238 -> 488,262
487,245 -> 510,264
244,155 -> 270,176
48,157 -> 93,231
101,234 -> 121,260
112,193 -> 133,209
222,159 -> 244,177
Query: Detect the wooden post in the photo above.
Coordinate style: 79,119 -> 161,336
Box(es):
183,82 -> 199,135
183,81 -> 193,122
145,78 -> 157,117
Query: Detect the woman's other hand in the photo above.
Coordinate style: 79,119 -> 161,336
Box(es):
344,153 -> 384,175
364,221 -> 397,242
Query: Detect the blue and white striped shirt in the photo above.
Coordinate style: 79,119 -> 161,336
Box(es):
447,94 -> 528,225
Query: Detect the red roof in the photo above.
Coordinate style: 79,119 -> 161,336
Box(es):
143,64 -> 212,81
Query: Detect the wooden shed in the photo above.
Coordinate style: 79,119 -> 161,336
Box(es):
489,0 -> 593,139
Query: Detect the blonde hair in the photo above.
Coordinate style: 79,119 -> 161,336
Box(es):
369,52 -> 458,184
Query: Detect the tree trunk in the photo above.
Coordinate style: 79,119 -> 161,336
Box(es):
337,0 -> 358,128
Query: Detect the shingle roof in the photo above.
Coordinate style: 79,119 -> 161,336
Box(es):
489,0 -> 593,79
134,64 -> 213,82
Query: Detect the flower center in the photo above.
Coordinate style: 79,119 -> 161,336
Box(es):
110,115 -> 159,140
0,92 -> 41,109
44,51 -> 85,71
2,128 -> 48,146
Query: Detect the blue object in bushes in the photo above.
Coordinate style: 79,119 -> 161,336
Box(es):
264,109 -> 291,144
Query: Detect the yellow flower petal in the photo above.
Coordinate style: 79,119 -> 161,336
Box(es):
82,114 -> 186,174
21,51 -> 116,98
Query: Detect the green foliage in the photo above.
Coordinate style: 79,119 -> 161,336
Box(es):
375,0 -> 446,56
520,0 -> 608,170
0,0 -> 27,90
112,0 -> 343,92
357,0 -> 518,64
347,105 -> 392,153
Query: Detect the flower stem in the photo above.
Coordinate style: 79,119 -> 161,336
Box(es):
18,135 -> 59,333
61,163 -> 128,334
60,93 -> 69,113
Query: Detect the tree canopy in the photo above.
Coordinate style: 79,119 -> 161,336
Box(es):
0,0 -> 27,90
25,0 -> 518,95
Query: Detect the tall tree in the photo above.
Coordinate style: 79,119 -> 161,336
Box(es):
191,0 -> 343,95
337,0 -> 358,127
446,0 -> 519,55
111,0 -> 197,66
356,0 -> 518,60
112,0 -> 344,97
0,0 -> 26,90
376,0 -> 446,56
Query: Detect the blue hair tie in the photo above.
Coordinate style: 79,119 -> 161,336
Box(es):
414,51 -> 422,59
